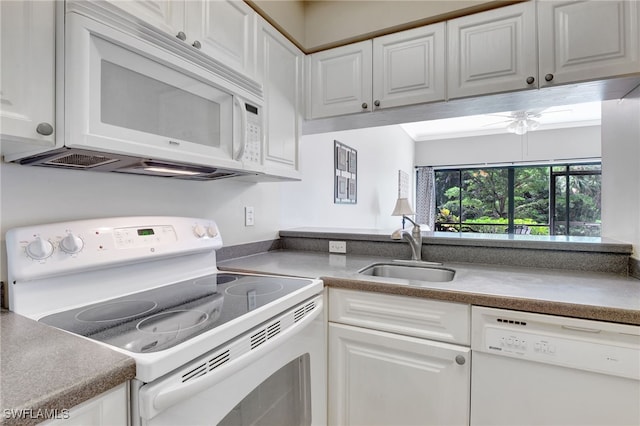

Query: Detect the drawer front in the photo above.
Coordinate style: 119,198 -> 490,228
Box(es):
329,288 -> 470,345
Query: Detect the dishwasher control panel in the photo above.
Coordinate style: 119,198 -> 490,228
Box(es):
473,306 -> 640,380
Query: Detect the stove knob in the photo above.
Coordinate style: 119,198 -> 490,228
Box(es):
193,224 -> 206,238
207,225 -> 218,238
60,233 -> 84,254
26,237 -> 54,260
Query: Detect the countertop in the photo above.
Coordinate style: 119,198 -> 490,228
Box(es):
219,250 -> 640,325
0,310 -> 135,426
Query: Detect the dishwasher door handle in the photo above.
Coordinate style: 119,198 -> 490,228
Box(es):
561,325 -> 602,333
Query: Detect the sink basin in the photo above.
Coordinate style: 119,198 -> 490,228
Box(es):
358,262 -> 455,283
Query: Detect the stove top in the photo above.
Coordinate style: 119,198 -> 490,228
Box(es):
40,272 -> 315,353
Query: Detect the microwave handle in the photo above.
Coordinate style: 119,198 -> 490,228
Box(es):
233,96 -> 247,161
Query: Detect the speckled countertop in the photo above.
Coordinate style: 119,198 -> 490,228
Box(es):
0,310 -> 135,426
219,250 -> 640,325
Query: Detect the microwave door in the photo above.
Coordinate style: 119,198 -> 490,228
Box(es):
65,13 -> 240,170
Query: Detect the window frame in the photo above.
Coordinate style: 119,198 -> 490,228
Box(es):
430,162 -> 601,236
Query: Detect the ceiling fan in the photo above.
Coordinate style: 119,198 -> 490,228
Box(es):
485,108 -> 571,135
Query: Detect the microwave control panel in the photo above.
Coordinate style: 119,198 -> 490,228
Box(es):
242,102 -> 262,166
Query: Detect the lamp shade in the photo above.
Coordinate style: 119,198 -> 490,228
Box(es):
391,198 -> 415,216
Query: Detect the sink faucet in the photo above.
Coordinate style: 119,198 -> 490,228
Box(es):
391,216 -> 422,261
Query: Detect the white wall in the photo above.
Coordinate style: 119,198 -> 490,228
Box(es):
250,0 -> 497,52
601,88 -> 640,259
0,125 -> 414,283
281,125 -> 415,230
414,126 -> 601,167
0,162 -> 283,283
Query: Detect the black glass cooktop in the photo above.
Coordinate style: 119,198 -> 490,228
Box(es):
40,273 -> 314,353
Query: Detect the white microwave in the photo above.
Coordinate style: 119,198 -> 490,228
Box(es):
8,7 -> 264,180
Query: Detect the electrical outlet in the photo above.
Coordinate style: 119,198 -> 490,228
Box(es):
244,206 -> 254,226
329,241 -> 346,254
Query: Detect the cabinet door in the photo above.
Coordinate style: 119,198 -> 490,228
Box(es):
329,323 -> 470,426
308,41 -> 373,119
447,1 -> 537,99
329,288 -> 470,345
538,0 -> 640,86
0,0 -> 55,145
107,0 -> 184,36
258,19 -> 303,179
372,23 -> 446,110
186,0 -> 257,78
41,383 -> 128,425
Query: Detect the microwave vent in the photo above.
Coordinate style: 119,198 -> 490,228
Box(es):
45,153 -> 118,169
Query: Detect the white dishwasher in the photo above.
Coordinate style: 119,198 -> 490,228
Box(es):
471,306 -> 640,426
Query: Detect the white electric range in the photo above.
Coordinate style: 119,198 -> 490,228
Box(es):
6,216 -> 326,425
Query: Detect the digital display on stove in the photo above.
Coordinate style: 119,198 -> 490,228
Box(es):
137,228 -> 155,236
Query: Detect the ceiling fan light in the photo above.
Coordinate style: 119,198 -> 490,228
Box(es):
514,120 -> 528,135
526,119 -> 540,130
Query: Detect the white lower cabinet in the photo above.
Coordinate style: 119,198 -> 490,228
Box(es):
41,383 -> 128,426
328,289 -> 470,426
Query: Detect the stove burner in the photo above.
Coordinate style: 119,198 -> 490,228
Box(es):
225,281 -> 284,296
194,274 -> 238,286
137,310 -> 209,334
76,300 -> 158,322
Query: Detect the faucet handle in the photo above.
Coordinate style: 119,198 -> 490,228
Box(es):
390,228 -> 404,240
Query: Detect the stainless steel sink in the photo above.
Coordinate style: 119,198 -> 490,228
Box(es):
358,262 -> 455,283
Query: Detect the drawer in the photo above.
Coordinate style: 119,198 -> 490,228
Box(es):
329,288 -> 470,345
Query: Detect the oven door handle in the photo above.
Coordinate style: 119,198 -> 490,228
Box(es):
139,296 -> 323,420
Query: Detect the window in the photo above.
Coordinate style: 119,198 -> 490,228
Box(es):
430,164 -> 601,236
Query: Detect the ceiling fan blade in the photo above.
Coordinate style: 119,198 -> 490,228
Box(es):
481,119 -> 512,127
539,109 -> 573,115
486,113 -> 514,118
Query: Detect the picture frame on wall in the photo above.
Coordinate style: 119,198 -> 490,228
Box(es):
334,140 -> 357,204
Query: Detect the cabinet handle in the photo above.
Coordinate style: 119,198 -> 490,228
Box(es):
526,76 -> 535,85
374,100 -> 380,107
192,40 -> 202,49
36,122 -> 54,136
176,31 -> 187,41
544,73 -> 554,82
455,355 -> 466,365
361,102 -> 368,109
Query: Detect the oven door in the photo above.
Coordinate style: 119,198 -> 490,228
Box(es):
65,12 -> 251,171
134,295 -> 326,426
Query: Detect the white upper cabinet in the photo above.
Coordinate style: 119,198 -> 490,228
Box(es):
538,0 -> 640,87
185,0 -> 257,78
308,40 -> 373,118
308,23 -> 446,119
106,0 -> 184,36
447,1 -> 537,99
372,23 -> 446,110
258,18 -> 303,179
106,0 -> 257,79
0,0 -> 56,147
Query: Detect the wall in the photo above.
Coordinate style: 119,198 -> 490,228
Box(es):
0,125 -> 414,284
414,126 -> 601,167
281,125 -> 415,231
303,0 -> 496,51
601,88 -> 640,259
246,0 -> 306,49
0,162 -> 282,284
250,0 -> 502,52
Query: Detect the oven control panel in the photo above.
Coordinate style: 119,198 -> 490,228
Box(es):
6,216 -> 223,282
